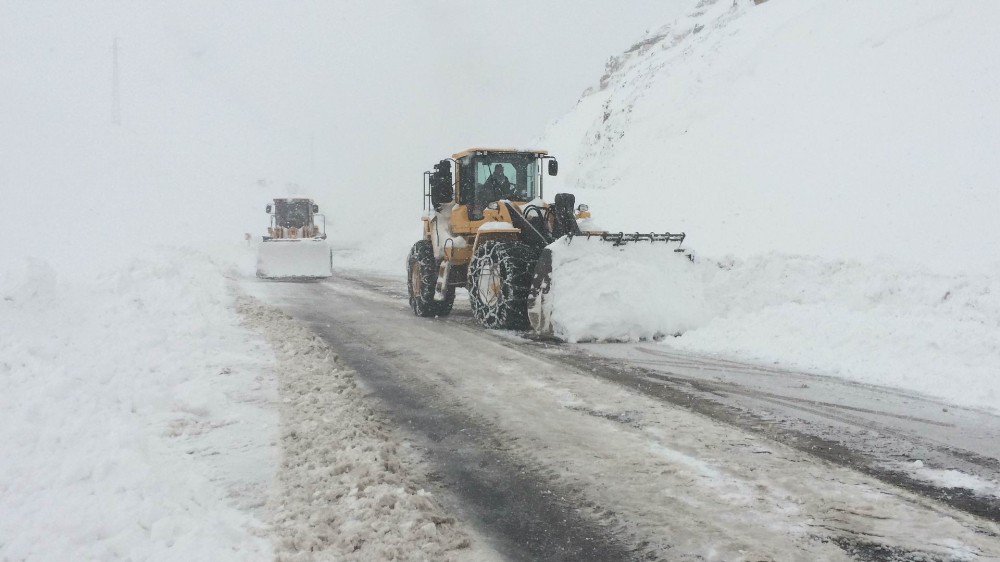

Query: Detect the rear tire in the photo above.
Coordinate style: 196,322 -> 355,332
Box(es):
407,240 -> 454,317
468,240 -> 540,329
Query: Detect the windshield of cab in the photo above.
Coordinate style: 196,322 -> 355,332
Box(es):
472,154 -> 539,206
274,200 -> 310,229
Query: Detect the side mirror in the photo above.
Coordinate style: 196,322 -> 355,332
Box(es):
265,204 -> 272,213
312,204 -> 319,213
548,159 -> 559,176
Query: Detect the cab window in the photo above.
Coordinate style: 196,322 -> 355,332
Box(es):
464,154 -> 538,220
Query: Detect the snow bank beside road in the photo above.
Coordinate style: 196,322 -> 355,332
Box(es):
669,254 -> 1000,412
551,250 -> 1000,411
238,297 -> 473,561
0,248 -> 482,560
0,252 -> 279,560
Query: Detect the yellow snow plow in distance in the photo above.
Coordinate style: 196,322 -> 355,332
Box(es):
256,197 -> 333,280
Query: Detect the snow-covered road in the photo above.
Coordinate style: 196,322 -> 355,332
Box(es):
246,271 -> 1000,560
564,343 -> 1000,521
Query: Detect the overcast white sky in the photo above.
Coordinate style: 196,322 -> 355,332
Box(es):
0,1 -> 692,273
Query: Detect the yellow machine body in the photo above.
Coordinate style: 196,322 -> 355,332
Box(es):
407,147 -> 685,336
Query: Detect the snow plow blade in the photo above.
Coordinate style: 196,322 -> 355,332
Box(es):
256,239 -> 333,280
528,233 -> 703,342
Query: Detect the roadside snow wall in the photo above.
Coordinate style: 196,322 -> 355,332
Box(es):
0,252 -> 278,560
677,254 -> 1000,412
550,247 -> 1000,412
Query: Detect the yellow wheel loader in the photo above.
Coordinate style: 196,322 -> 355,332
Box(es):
256,197 -> 333,280
407,148 -> 688,338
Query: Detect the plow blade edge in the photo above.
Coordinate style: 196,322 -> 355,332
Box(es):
256,239 -> 333,280
526,234 -> 700,342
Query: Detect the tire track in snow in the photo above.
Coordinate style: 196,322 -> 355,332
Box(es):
288,299 -> 641,561
330,270 -> 1000,523
248,272 -> 1000,560
540,347 -> 1000,524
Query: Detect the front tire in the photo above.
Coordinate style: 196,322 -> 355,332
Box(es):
468,240 -> 540,329
407,240 -> 454,317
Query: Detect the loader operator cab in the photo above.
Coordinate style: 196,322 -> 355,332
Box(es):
459,151 -> 542,220
257,196 -> 332,279
271,199 -> 313,229
264,197 -> 325,241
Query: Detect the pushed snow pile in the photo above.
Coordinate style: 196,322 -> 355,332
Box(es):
666,255 -> 1000,411
0,252 -> 278,560
543,236 -> 706,341
542,0 -> 1000,274
256,239 -> 332,279
548,244 -> 1000,410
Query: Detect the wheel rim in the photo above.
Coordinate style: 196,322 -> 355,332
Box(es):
476,262 -> 500,309
411,261 -> 423,296
471,244 -> 506,328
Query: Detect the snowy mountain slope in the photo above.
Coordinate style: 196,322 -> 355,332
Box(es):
542,0 -> 1000,274
539,0 -> 1000,410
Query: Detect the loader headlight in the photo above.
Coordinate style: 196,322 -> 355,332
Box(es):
486,201 -> 500,211
576,204 -> 589,212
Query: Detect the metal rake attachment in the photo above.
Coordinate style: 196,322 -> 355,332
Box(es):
578,231 -> 686,247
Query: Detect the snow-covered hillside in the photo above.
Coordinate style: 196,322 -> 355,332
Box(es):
540,0 -> 1000,410
542,0 -> 1000,274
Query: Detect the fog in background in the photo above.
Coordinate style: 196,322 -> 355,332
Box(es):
0,1 -> 690,276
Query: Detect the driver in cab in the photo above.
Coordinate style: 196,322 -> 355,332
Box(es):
483,164 -> 514,202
